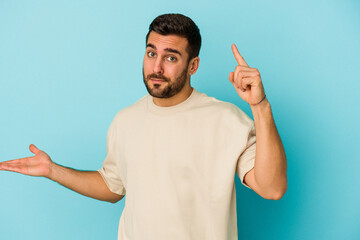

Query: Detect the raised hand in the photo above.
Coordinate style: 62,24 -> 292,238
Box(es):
229,44 -> 266,105
0,144 -> 53,178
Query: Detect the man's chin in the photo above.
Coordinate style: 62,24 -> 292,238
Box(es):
146,83 -> 164,97
149,90 -> 168,98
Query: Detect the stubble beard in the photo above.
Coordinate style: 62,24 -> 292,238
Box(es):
143,66 -> 189,99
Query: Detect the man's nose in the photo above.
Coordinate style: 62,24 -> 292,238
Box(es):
153,57 -> 164,75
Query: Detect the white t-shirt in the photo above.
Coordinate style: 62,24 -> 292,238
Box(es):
98,88 -> 256,240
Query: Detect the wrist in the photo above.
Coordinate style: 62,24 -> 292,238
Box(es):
250,98 -> 273,125
251,97 -> 271,113
47,161 -> 59,180
251,95 -> 267,106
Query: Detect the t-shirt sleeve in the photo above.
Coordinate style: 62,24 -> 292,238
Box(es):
236,122 -> 256,189
98,119 -> 126,196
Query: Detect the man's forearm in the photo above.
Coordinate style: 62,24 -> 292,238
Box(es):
251,99 -> 287,198
49,163 -> 124,203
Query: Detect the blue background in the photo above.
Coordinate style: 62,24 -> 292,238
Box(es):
1,0 -> 359,239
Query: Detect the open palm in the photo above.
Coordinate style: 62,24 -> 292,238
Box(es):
0,144 -> 52,178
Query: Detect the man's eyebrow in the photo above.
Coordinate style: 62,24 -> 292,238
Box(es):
164,48 -> 182,56
146,43 -> 156,49
146,43 -> 182,56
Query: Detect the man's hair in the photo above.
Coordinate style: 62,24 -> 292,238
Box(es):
146,13 -> 201,62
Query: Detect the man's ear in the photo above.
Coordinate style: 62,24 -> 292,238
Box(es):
188,57 -> 200,76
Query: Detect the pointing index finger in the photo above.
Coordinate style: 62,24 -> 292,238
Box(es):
232,44 -> 249,67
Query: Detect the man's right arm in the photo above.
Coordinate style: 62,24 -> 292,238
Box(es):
0,144 -> 124,203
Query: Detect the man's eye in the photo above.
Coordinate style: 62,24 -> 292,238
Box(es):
167,56 -> 177,62
148,52 -> 156,57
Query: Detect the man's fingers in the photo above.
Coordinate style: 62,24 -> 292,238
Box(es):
234,71 -> 246,92
242,76 -> 260,90
0,158 -> 29,173
232,44 -> 249,67
0,157 -> 28,166
0,144 -> 39,171
0,163 -> 26,174
234,68 -> 259,78
230,72 -> 245,91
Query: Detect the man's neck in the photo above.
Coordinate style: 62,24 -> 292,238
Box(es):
153,86 -> 194,107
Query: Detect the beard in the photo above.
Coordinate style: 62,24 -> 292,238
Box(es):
143,66 -> 189,99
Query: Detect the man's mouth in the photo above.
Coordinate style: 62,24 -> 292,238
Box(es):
151,78 -> 167,84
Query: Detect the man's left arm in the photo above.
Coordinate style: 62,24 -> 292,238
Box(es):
229,44 -> 287,200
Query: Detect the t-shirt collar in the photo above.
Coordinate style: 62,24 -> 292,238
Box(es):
147,88 -> 199,115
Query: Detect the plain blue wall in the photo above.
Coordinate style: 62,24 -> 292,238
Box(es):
1,0 -> 359,239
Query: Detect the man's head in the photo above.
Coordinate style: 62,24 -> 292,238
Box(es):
146,14 -> 201,62
143,14 -> 201,99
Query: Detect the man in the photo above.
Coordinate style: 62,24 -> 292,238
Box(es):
0,13 -> 287,240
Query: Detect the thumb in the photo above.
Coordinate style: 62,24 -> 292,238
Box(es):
29,144 -> 40,155
229,72 -> 235,84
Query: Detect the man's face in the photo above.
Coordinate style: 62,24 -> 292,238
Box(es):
143,31 -> 191,98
